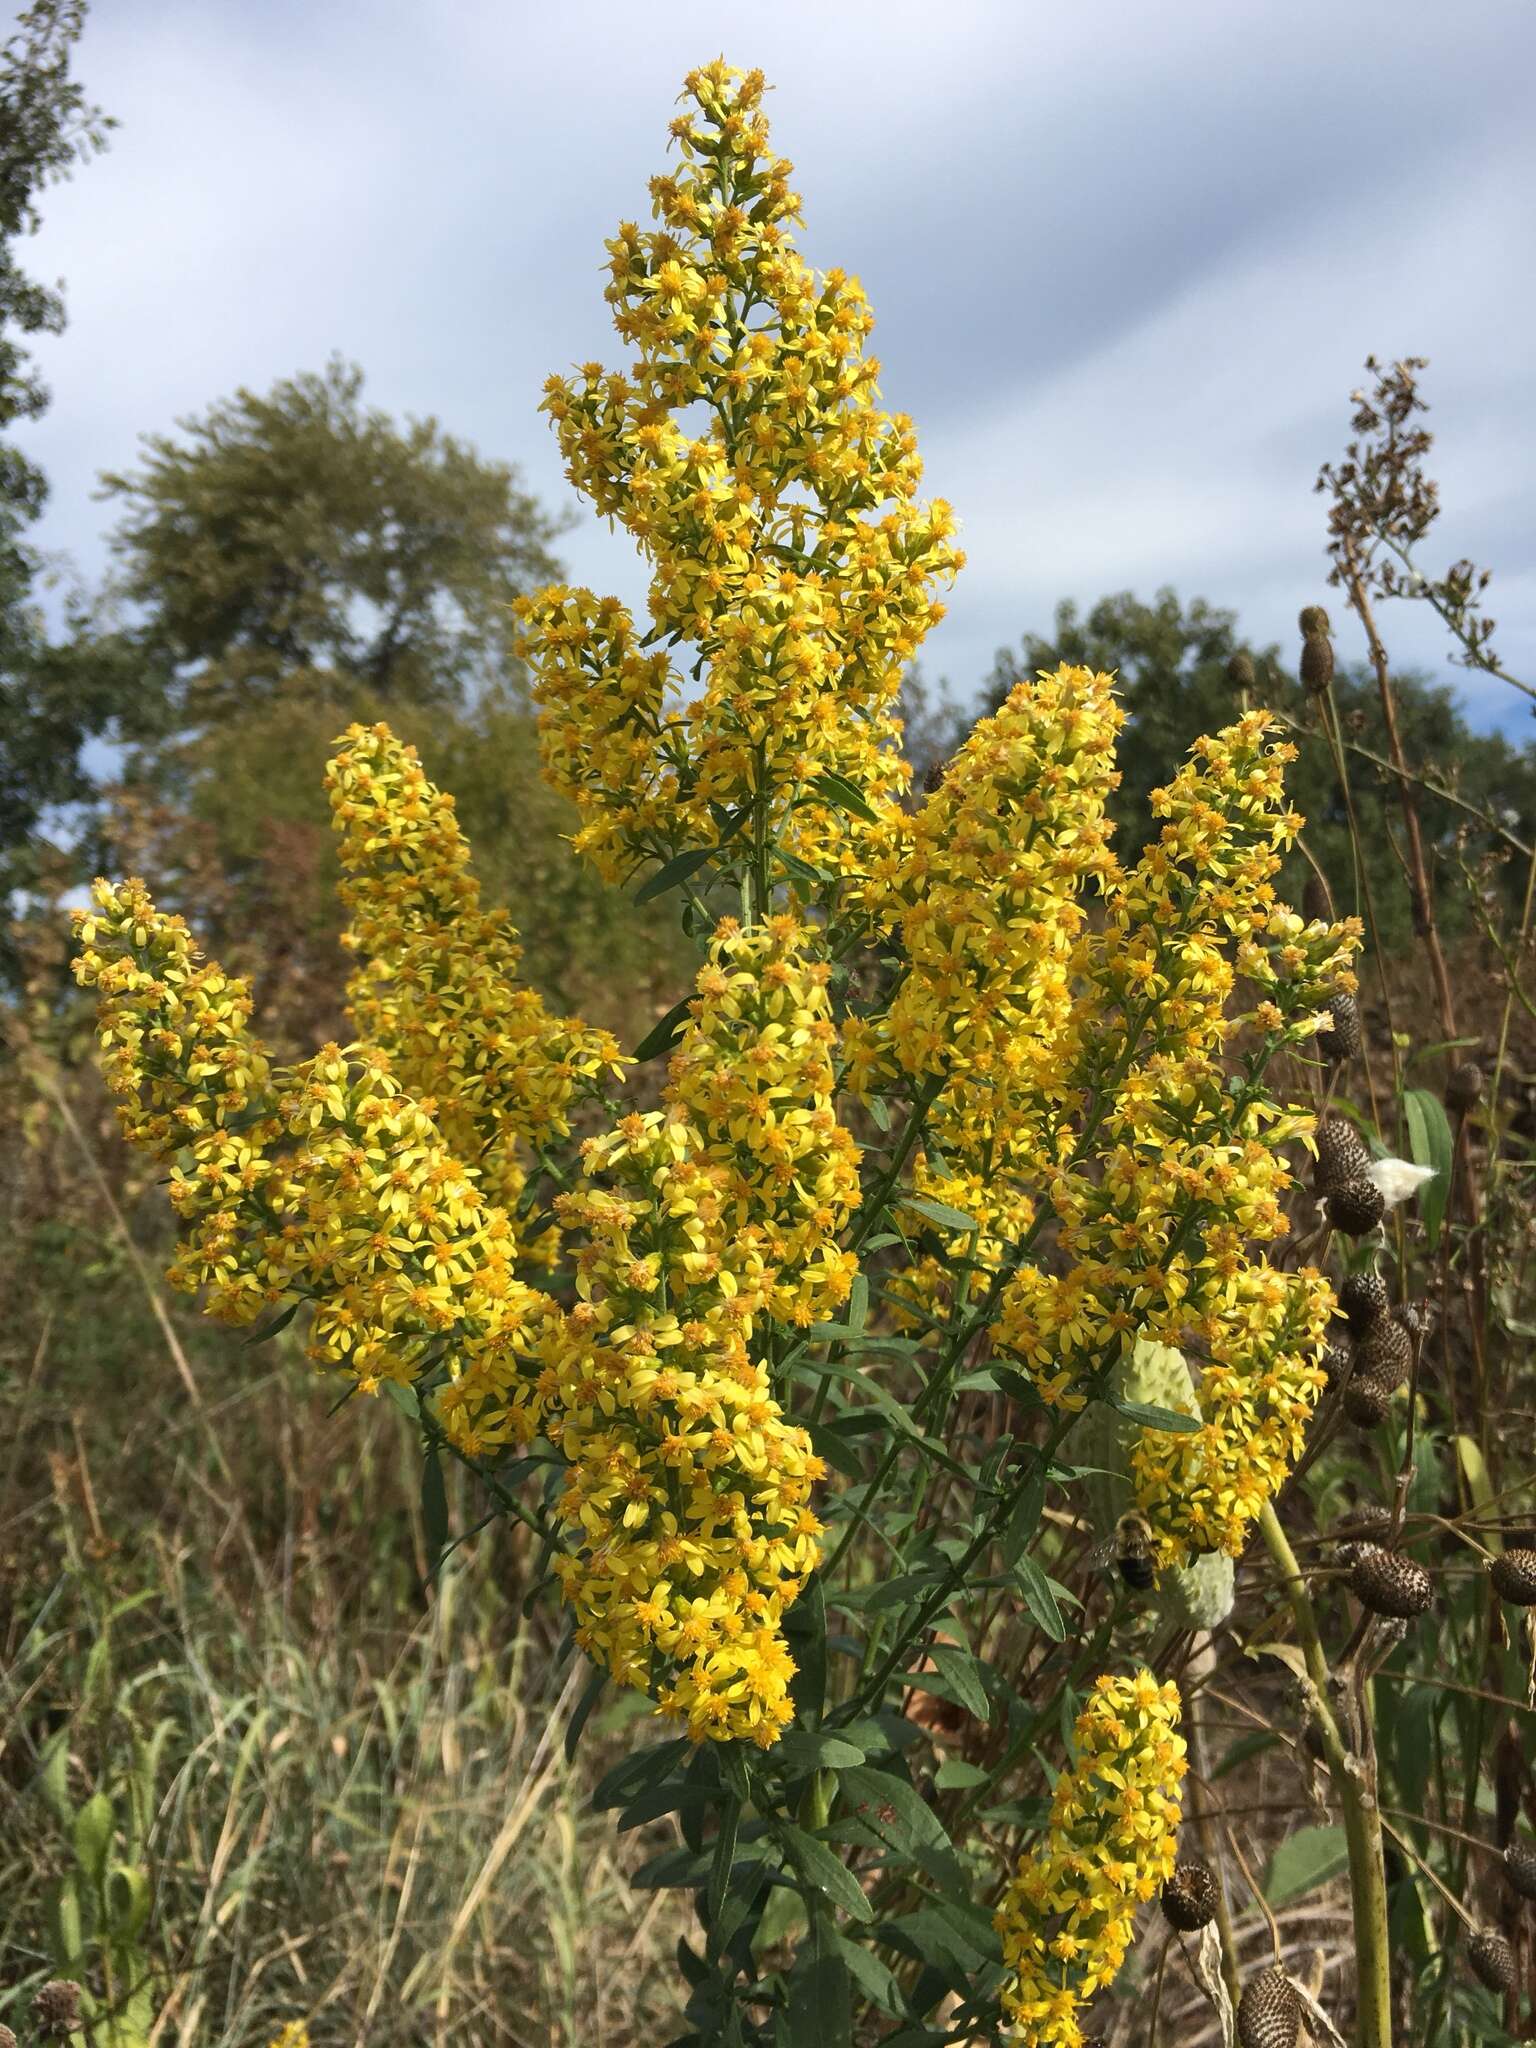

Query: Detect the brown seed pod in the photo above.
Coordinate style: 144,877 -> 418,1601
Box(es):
1343,1373 -> 1393,1428
1300,634 -> 1335,693
1503,1839 -> 1536,1899
1489,1548 -> 1536,1605
1321,1340 -> 1353,1393
1445,1060 -> 1484,1114
1314,1114 -> 1370,1194
1330,1177 -> 1386,1237
1161,1858 -> 1220,1931
1338,1270 -> 1388,1337
1225,650 -> 1256,693
1357,1314 -> 1412,1390
1317,990 -> 1362,1063
1467,1929 -> 1517,1992
1299,605 -> 1332,637
1237,1966 -> 1300,2048
0,2025 -> 16,2048
1351,1545 -> 1433,1619
33,1981 -> 83,2038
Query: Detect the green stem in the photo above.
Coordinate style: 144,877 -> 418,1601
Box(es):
1257,1501 -> 1392,2048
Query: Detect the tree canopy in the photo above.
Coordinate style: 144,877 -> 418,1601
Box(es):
99,357 -> 570,723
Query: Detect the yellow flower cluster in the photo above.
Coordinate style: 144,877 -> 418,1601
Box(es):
667,914 -> 860,1325
996,1670 -> 1186,2047
517,60 -> 962,889
72,879 -> 555,1437
535,917 -> 852,1741
327,722 -> 625,1243
992,715 -> 1359,1558
266,2026 -> 309,2048
856,666 -> 1121,1323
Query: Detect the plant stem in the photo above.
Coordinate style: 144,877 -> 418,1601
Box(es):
1257,1501 -> 1392,2048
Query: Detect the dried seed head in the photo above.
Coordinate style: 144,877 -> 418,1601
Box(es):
1225,650 -> 1256,693
1238,1965 -> 1300,2048
1329,1177 -> 1386,1237
1321,1340 -> 1353,1393
33,1980 -> 83,2037
1338,1270 -> 1389,1338
1161,1858 -> 1221,1931
1299,605 -> 1332,638
1392,1298 -> 1434,1341
1351,1545 -> 1434,1618
1314,1114 -> 1370,1194
0,2025 -> 16,2048
1467,1929 -> 1517,1992
1343,1373 -> 1393,1428
1445,1060 -> 1484,1114
1489,1548 -> 1536,1606
1300,634 -> 1335,692
1357,1314 -> 1412,1390
1503,1838 -> 1536,1899
922,755 -> 947,794
1317,990 -> 1362,1063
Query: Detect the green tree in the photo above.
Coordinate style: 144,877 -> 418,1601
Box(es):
100,357 -> 569,724
0,0 -> 121,994
984,587 -> 1536,952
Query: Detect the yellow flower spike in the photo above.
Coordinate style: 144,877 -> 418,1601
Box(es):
997,1671 -> 1185,2044
518,60 -> 961,889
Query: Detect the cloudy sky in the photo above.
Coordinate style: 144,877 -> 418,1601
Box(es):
18,0 -> 1536,730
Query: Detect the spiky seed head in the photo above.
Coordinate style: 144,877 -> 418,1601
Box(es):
1161,1858 -> 1221,1931
1225,650 -> 1256,692
1351,1545 -> 1434,1618
1330,1177 -> 1387,1237
33,1981 -> 83,2036
1238,1966 -> 1300,2048
1314,1115 -> 1370,1194
1358,1314 -> 1412,1390
1322,1340 -> 1352,1393
1503,1839 -> 1536,1899
1317,990 -> 1362,1062
1343,1374 -> 1393,1428
1445,1060 -> 1484,1114
1299,605 -> 1332,637
1467,1929 -> 1517,1992
1300,634 -> 1335,692
1338,1270 -> 1388,1337
1392,1298 -> 1433,1340
0,2025 -> 17,2048
1489,1548 -> 1536,1606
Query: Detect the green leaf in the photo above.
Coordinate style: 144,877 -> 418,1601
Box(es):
775,1730 -> 865,1773
107,1863 -> 152,1940
420,1444 -> 448,1579
832,1934 -> 909,2017
1109,1397 -> 1202,1434
923,1644 -> 990,1722
1456,1435 -> 1499,1551
934,1759 -> 990,1790
635,845 -> 716,905
242,1299 -> 301,1346
810,772 -> 881,824
72,1791 -> 114,1884
783,1827 -> 873,1922
787,1940 -> 852,2046
1011,1554 -> 1066,1640
1264,1823 -> 1349,1905
382,1379 -> 420,1419
564,1664 -> 606,1764
1402,1086 -> 1453,1248
632,995 -> 694,1063
592,1738 -> 691,1811
903,1194 -> 980,1235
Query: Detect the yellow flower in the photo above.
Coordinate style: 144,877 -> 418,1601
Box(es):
997,1671 -> 1186,2043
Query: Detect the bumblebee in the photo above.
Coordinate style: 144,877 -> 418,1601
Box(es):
1092,1511 -> 1158,1593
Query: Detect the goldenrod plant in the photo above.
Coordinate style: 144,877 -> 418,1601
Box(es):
71,60 -> 1486,2048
